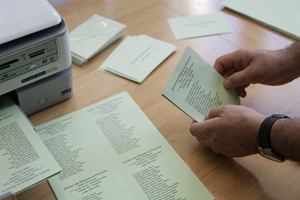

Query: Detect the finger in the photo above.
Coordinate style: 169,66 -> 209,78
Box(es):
206,106 -> 223,120
191,120 -> 197,125
213,51 -> 245,75
224,67 -> 252,89
190,117 -> 220,138
236,87 -> 247,98
211,148 -> 218,154
196,136 -> 207,144
213,53 -> 236,75
190,122 -> 201,136
222,68 -> 237,78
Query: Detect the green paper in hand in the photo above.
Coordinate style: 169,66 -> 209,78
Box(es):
162,46 -> 240,122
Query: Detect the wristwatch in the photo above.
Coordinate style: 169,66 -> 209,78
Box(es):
258,114 -> 289,162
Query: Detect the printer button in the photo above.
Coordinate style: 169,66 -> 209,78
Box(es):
39,98 -> 47,105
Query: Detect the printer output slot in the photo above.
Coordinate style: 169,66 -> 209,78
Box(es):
29,49 -> 45,58
0,59 -> 19,70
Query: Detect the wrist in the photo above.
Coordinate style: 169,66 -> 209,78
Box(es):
283,42 -> 300,75
247,115 -> 265,155
257,114 -> 289,162
270,117 -> 291,159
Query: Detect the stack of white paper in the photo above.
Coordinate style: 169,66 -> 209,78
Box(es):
69,14 -> 126,66
98,35 -> 176,83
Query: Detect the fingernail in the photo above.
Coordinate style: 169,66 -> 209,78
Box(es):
225,79 -> 232,88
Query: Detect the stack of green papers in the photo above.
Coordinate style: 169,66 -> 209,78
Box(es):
99,35 -> 176,83
69,14 -> 126,66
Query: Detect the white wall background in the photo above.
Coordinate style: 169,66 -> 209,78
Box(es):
47,0 -> 72,7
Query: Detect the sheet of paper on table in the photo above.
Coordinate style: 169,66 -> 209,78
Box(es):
0,95 -> 61,196
223,0 -> 300,40
168,12 -> 233,40
36,91 -> 214,200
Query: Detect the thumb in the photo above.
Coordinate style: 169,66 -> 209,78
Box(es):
224,70 -> 251,89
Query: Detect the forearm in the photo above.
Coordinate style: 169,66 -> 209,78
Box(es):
271,118 -> 300,161
282,41 -> 300,77
286,40 -> 300,60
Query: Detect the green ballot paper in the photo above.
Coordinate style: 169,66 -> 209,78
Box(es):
162,46 -> 240,122
36,92 -> 215,200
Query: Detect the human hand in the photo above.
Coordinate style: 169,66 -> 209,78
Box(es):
190,105 -> 266,157
214,48 -> 300,97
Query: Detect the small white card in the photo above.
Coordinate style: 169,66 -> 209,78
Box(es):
69,14 -> 126,66
98,35 -> 176,83
168,12 -> 233,40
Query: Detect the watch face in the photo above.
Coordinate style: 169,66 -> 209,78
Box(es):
258,147 -> 285,162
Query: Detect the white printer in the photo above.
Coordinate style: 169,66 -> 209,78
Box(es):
0,0 -> 73,115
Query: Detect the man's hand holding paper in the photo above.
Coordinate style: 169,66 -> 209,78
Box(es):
162,46 -> 240,122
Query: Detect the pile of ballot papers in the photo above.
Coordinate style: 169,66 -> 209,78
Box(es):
69,14 -> 126,66
98,35 -> 176,83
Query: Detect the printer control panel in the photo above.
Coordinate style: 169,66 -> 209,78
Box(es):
0,40 -> 59,83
